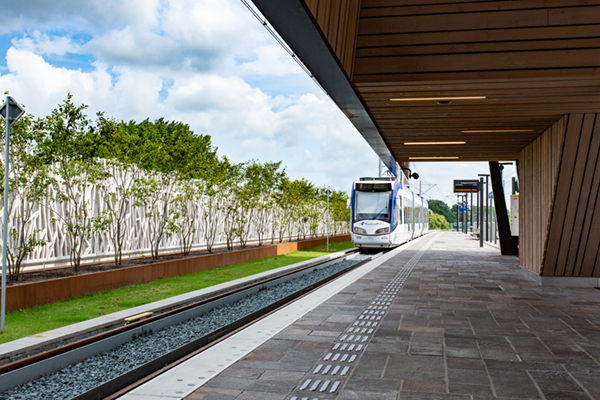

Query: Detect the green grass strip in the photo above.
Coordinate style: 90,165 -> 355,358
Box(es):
0,241 -> 354,344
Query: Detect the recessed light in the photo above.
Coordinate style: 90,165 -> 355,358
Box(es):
390,96 -> 486,102
461,129 -> 534,133
404,142 -> 466,146
409,156 -> 460,160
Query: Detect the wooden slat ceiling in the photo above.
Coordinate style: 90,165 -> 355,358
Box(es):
352,0 -> 600,162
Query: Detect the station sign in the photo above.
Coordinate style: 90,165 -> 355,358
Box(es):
453,180 -> 479,193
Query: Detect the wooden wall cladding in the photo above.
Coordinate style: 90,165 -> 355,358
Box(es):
303,0 -> 362,78
542,114 -> 600,277
519,117 -> 566,274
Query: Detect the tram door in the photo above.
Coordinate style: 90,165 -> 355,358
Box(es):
411,192 -> 416,239
404,193 -> 414,240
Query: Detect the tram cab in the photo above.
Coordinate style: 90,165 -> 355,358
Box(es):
351,177 -> 428,250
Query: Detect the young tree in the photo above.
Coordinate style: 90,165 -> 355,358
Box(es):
0,108 -> 47,280
199,157 -> 233,253
133,118 -> 216,259
95,117 -> 143,265
172,179 -> 201,256
273,176 -> 294,243
243,160 -> 284,246
36,95 -> 109,271
329,189 -> 350,235
221,162 -> 243,250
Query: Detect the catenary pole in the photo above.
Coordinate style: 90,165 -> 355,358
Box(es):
326,189 -> 331,252
479,178 -> 484,247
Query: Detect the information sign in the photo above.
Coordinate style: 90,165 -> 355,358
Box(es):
453,180 -> 479,193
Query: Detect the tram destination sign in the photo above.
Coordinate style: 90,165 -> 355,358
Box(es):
453,180 -> 479,193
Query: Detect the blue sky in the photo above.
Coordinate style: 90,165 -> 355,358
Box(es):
0,0 -> 513,206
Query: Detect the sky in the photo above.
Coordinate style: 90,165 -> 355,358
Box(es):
0,0 -> 517,207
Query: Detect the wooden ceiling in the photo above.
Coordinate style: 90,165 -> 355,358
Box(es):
351,0 -> 600,162
253,0 -> 600,163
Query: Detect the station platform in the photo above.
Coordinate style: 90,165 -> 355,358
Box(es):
171,231 -> 600,400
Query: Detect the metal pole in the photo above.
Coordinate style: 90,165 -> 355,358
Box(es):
456,195 -> 459,232
1,96 -> 10,332
479,178 -> 484,247
326,193 -> 330,252
470,193 -> 473,233
463,196 -> 467,234
476,189 -> 479,235
485,176 -> 489,242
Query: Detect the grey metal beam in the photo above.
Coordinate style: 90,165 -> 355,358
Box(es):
250,0 -> 395,171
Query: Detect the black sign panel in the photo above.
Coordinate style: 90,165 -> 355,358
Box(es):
453,180 -> 479,193
356,183 -> 391,191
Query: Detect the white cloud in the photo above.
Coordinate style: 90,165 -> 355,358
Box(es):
12,31 -> 80,56
0,0 -> 392,194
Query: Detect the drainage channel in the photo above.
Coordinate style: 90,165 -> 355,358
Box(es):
287,237 -> 436,400
0,252 -> 371,400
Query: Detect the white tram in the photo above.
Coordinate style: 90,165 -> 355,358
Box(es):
351,177 -> 429,249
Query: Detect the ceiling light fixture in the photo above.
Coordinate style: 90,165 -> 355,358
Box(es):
404,141 -> 466,146
409,156 -> 460,160
390,96 -> 486,102
461,129 -> 534,133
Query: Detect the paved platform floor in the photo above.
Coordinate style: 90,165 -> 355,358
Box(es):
185,232 -> 600,400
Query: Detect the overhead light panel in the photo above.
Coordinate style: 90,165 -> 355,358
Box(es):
390,96 -> 486,102
461,129 -> 534,133
404,141 -> 466,146
409,156 -> 460,160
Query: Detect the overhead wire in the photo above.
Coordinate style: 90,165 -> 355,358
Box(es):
239,0 -> 329,96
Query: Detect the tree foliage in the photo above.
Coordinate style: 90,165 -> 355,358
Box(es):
428,211 -> 450,230
0,95 -> 351,275
428,199 -> 456,224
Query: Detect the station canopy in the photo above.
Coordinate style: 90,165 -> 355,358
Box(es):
252,0 -> 600,169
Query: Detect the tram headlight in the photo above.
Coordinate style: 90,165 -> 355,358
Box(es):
375,227 -> 389,234
353,227 -> 366,234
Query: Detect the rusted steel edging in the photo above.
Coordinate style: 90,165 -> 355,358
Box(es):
0,248 -> 357,376
0,235 -> 350,312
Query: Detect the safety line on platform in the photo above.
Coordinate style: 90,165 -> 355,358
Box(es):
288,235 -> 438,400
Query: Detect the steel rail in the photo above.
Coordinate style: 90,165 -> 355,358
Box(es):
0,250 -> 364,398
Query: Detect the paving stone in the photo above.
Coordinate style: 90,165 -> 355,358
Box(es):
527,370 -> 586,393
488,369 -> 541,398
218,368 -> 264,380
401,379 -> 446,393
185,387 -> 242,400
234,390 -> 287,400
204,377 -> 296,393
184,232 -> 600,400
338,389 -> 399,399
258,369 -> 305,381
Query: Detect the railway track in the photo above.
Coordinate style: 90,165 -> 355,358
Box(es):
0,250 -> 375,400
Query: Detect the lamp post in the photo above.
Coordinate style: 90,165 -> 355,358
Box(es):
0,96 -> 26,333
325,189 -> 331,252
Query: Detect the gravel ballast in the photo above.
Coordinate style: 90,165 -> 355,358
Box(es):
1,255 -> 369,400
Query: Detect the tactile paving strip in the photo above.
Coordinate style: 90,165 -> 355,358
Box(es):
287,237 -> 436,400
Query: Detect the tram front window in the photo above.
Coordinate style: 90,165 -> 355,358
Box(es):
354,190 -> 392,222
